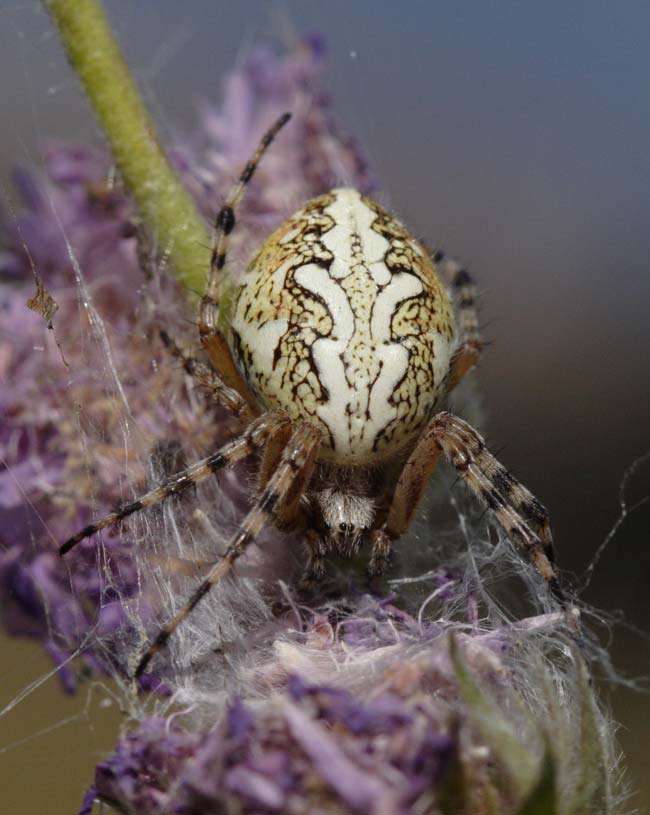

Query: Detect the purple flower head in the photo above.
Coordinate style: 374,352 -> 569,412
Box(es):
1,37 -> 623,815
92,620 -> 617,815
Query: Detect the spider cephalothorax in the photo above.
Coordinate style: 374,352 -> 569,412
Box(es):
60,113 -> 565,678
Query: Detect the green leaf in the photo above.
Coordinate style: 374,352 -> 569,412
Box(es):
449,634 -> 537,800
438,719 -> 468,815
516,746 -> 557,815
570,656 -> 610,815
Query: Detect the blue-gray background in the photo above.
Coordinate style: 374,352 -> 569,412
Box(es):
1,2 -> 649,812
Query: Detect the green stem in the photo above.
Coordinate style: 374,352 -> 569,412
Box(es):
45,0 -> 211,295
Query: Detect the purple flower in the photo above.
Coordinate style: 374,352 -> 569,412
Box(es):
91,608 -> 616,815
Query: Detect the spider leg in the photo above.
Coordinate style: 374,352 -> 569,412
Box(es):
368,528 -> 392,578
433,251 -> 483,392
299,529 -> 327,591
257,417 -> 293,492
473,446 -> 555,563
201,330 -> 261,415
159,329 -> 258,424
59,411 -> 290,555
256,414 -> 311,529
384,411 -> 565,603
134,421 -> 321,679
198,113 -> 292,383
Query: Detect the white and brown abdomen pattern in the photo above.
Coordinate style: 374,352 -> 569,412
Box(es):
230,188 -> 457,466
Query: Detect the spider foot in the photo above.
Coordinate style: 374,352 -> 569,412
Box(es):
367,529 -> 392,579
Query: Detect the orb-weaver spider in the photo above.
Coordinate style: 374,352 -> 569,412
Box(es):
60,113 -> 564,679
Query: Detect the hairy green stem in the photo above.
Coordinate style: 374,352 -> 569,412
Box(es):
45,0 -> 211,294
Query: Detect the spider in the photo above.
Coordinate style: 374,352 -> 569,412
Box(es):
60,112 -> 565,679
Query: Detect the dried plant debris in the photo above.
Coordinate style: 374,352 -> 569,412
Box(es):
26,272 -> 58,328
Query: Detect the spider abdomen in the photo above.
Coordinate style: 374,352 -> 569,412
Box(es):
230,188 -> 457,465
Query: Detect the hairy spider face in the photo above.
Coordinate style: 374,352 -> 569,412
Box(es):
230,188 -> 457,467
313,486 -> 375,556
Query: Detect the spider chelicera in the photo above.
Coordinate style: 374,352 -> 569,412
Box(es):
60,113 -> 565,678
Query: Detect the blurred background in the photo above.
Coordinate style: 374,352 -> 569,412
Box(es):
1,1 -> 648,812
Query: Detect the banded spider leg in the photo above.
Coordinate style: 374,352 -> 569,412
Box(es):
59,410 -> 322,678
433,250 -> 483,393
372,411 -> 566,605
198,112 -> 292,397
59,410 -> 290,556
134,421 -> 320,678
